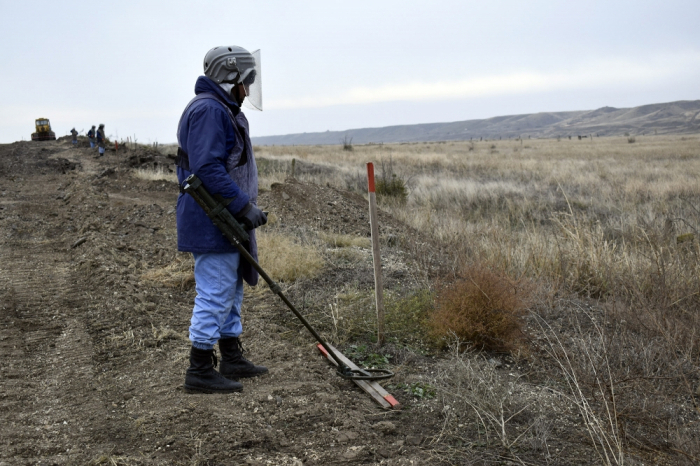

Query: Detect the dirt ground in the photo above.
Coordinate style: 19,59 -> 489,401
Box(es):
0,139 -> 446,465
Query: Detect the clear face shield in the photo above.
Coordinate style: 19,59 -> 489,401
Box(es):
240,49 -> 262,111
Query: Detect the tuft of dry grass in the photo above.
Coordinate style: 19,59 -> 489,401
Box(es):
132,166 -> 177,183
151,324 -> 188,345
318,231 -> 370,249
257,230 -> 324,283
429,264 -> 531,352
140,253 -> 194,289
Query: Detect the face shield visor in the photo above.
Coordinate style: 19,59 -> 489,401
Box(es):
239,49 -> 262,111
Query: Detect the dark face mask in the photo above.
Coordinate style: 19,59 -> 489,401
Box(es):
232,83 -> 246,107
220,81 -> 246,107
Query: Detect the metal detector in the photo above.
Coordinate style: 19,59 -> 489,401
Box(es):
181,174 -> 394,381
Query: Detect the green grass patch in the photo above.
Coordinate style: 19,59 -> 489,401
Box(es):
387,382 -> 436,399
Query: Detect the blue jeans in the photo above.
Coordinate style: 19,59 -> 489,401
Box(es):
190,252 -> 244,350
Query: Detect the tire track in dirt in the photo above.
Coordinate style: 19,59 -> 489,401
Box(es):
0,185 -> 120,463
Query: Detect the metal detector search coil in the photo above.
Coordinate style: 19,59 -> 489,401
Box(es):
181,174 -> 395,382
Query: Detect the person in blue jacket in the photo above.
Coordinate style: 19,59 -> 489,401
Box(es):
96,124 -> 105,157
87,125 -> 96,148
177,45 -> 267,394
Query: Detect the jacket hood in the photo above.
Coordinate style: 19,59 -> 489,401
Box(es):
194,76 -> 239,109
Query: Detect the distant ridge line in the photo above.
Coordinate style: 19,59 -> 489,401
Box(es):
252,99 -> 700,146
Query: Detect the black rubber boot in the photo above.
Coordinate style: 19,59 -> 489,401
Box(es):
184,346 -> 243,393
219,337 -> 269,379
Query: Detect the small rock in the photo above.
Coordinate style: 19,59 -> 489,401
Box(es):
405,435 -> 422,446
373,421 -> 396,435
343,450 -> 359,460
71,237 -> 88,249
99,168 -> 115,178
377,448 -> 392,458
282,192 -> 290,201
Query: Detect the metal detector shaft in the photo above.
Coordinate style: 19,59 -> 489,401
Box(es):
181,174 -> 393,381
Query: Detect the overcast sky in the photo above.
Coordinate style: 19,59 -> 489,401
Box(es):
1,0 -> 698,143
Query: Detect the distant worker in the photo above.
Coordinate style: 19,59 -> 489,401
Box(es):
96,124 -> 105,157
87,125 -> 96,148
70,128 -> 78,145
177,45 -> 267,394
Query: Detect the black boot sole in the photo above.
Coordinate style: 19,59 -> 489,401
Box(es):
183,383 -> 243,394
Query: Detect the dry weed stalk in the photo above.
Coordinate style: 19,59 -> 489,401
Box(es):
534,310 -> 624,466
431,340 -> 548,463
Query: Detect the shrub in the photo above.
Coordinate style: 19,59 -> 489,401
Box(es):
385,289 -> 434,344
376,156 -> 409,203
429,264 -> 530,352
342,135 -> 353,151
376,174 -> 408,201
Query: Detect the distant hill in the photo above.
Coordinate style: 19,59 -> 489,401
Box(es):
252,100 -> 700,145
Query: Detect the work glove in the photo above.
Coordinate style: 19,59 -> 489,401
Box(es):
235,203 -> 267,230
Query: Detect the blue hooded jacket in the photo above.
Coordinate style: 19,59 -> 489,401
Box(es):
176,76 -> 254,255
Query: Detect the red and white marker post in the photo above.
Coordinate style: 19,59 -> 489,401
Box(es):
367,162 -> 385,346
317,163 -> 401,410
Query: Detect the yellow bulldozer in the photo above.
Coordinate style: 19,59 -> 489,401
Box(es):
31,118 -> 56,141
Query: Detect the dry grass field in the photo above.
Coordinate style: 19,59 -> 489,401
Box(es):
253,135 -> 700,464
